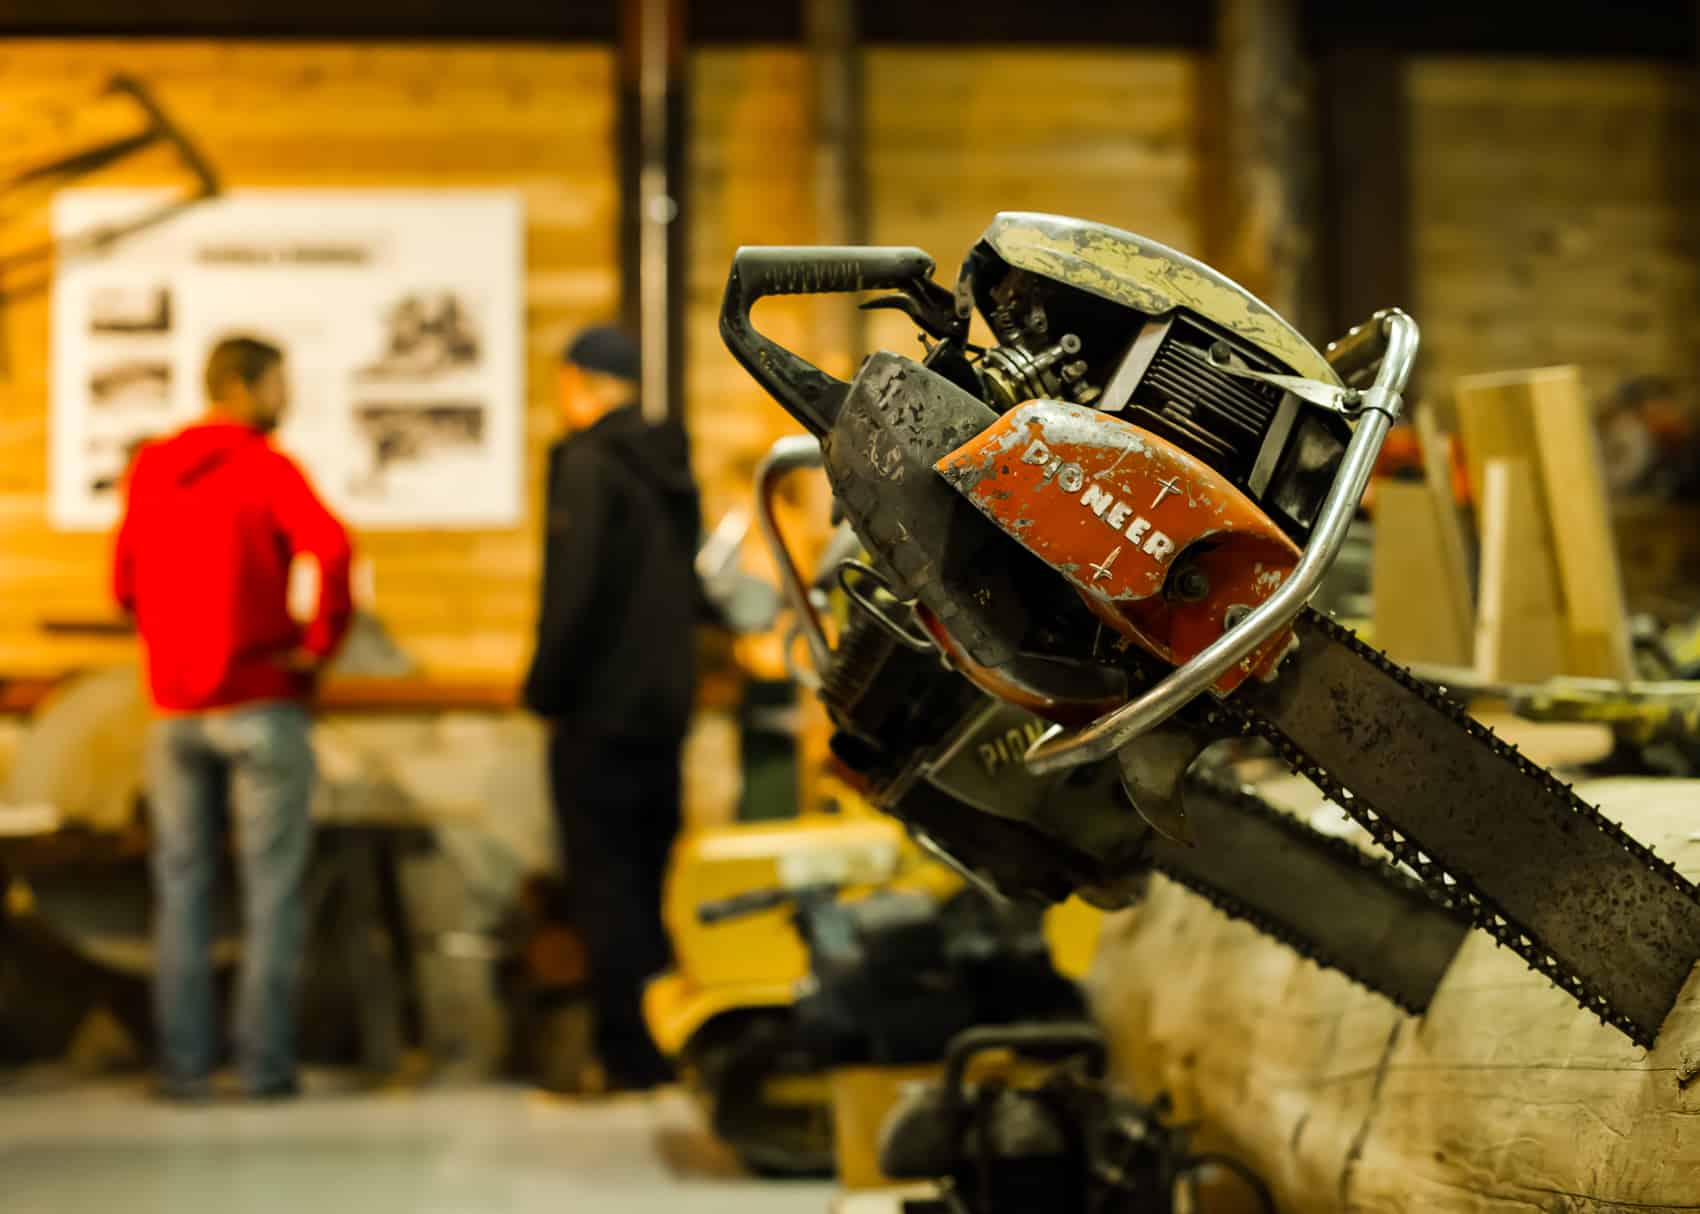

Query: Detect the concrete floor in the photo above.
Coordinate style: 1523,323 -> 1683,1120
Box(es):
0,1072 -> 834,1214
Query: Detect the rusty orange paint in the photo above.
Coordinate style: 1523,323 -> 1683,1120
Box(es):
936,400 -> 1300,693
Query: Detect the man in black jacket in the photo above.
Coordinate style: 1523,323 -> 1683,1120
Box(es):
523,326 -> 700,1091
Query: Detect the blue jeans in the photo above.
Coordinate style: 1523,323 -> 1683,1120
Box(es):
147,701 -> 315,1093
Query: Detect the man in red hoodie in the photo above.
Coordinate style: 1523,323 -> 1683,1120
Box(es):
113,335 -> 353,1100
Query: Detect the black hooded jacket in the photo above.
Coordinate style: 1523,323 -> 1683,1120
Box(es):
522,404 -> 702,738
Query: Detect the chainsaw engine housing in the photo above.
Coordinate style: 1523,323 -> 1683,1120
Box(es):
719,215 -> 1356,725
955,213 -> 1350,542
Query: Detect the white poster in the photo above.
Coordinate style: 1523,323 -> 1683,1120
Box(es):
51,189 -> 525,530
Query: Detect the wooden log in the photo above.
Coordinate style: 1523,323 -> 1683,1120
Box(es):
1473,458 -> 1566,683
1090,776 -> 1700,1212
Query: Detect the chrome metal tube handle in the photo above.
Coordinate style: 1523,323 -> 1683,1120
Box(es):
753,435 -> 831,686
1025,309 -> 1420,774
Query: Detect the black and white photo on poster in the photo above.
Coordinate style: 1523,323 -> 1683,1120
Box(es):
348,400 -> 488,499
87,284 -> 173,335
50,190 -> 524,530
357,290 -> 483,381
88,358 -> 172,412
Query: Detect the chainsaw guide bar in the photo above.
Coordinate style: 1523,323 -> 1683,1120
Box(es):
1150,776 -> 1470,1015
1227,610 -> 1700,1047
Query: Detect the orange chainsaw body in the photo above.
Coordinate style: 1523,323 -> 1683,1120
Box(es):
936,400 -> 1301,694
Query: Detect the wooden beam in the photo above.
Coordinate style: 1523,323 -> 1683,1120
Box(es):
1210,0 -> 1326,338
804,0 -> 869,376
1317,48 -> 1413,350
620,0 -> 688,421
0,671 -> 744,717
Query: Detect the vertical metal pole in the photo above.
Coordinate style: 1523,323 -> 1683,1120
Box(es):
805,0 -> 869,375
621,0 -> 684,424
1211,0 -> 1325,340
636,0 -> 675,424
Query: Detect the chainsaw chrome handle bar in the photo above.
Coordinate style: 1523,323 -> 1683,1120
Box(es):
1025,308 -> 1419,775
755,435 -> 832,687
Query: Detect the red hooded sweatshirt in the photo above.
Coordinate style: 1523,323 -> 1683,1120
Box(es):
112,420 -> 354,712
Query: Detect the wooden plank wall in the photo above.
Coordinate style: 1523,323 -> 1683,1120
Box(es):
687,48 -> 817,534
0,37 -> 1217,790
1409,58 -> 1700,411
863,48 -> 1209,354
686,46 -> 832,592
0,41 -> 617,680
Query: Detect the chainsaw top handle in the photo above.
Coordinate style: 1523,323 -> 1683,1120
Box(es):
719,245 -> 938,437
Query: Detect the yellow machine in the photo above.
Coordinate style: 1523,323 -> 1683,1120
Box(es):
644,773 -> 1101,1177
645,778 -> 954,1063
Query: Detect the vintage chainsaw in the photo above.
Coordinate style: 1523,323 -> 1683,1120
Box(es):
723,212 -> 1700,1047
755,444 -> 1469,1016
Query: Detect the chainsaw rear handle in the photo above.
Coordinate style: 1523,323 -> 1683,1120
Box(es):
1323,313 -> 1395,388
937,1023 -> 1109,1125
1025,309 -> 1419,774
720,246 -> 937,437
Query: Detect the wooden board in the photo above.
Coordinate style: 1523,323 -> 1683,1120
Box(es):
1372,481 -> 1473,667
1523,366 -> 1635,679
1473,458 -> 1567,683
1454,365 -> 1633,679
1414,407 -> 1474,633
1090,776 -> 1700,1213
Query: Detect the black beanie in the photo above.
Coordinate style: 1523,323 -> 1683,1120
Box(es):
563,326 -> 640,383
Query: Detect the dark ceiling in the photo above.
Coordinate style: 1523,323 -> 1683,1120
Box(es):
0,0 -> 1693,60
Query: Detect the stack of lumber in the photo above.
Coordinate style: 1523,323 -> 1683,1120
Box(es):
1455,365 -> 1633,682
1374,365 -> 1635,685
